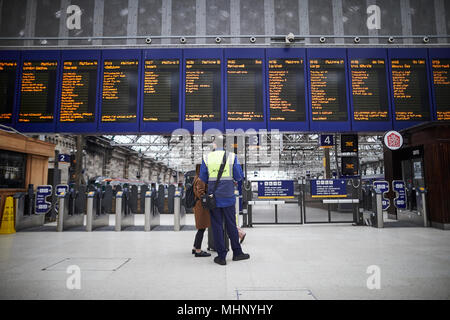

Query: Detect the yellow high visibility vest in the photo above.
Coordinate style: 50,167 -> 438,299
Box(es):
204,150 -> 235,181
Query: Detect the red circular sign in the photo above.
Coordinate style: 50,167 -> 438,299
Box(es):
384,131 -> 403,150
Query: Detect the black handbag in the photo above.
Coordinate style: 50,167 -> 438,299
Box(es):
201,151 -> 228,210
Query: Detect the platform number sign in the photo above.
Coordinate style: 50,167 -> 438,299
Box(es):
392,180 -> 406,209
372,181 -> 390,210
58,154 -> 71,163
35,185 -> 53,214
320,134 -> 334,148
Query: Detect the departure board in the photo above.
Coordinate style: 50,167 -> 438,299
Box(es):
143,59 -> 179,122
309,59 -> 348,121
101,60 -> 138,122
350,59 -> 389,121
268,59 -> 306,121
0,61 -> 17,122
432,59 -> 450,121
227,59 -> 264,121
60,60 -> 98,122
185,59 -> 221,122
391,59 -> 430,121
19,61 -> 58,122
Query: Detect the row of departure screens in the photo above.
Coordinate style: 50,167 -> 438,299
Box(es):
0,48 -> 449,133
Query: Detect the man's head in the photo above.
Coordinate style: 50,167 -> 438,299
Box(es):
212,135 -> 225,150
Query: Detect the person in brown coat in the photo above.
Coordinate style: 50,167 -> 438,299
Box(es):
191,164 -> 212,257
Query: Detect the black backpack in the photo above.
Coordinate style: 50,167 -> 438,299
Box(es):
184,182 -> 196,209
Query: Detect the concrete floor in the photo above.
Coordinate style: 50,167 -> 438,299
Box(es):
0,213 -> 449,300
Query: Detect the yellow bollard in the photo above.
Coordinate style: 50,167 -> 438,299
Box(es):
0,196 -> 16,234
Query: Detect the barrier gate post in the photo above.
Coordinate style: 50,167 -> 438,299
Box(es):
418,187 -> 428,227
115,191 -> 123,232
86,191 -> 95,232
144,190 -> 151,231
174,190 -> 185,231
56,191 -> 66,232
376,193 -> 384,228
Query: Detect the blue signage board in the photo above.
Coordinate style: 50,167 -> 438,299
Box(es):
35,185 -> 53,214
310,179 -> 347,198
373,180 -> 390,210
319,134 -> 334,148
392,180 -> 406,209
258,180 -> 294,199
55,184 -> 69,196
58,154 -> 70,163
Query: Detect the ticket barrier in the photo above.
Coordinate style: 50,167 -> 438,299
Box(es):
173,190 -> 185,231
86,190 -> 109,231
56,186 -> 85,232
115,190 -> 134,231
13,185 -> 45,231
144,190 -> 160,231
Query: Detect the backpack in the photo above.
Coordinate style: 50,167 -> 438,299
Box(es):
184,182 -> 196,209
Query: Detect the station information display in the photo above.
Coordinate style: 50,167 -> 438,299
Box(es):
391,59 -> 430,121
60,60 -> 98,122
350,59 -> 389,121
268,59 -> 306,121
101,59 -> 138,122
309,59 -> 348,121
185,59 -> 221,122
143,59 -> 179,122
227,59 -> 264,121
0,61 -> 17,122
431,59 -> 450,121
19,61 -> 58,122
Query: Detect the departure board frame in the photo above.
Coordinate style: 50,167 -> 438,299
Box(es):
224,48 -> 267,131
388,48 -> 433,131
14,50 -> 61,133
183,48 -> 224,133
307,48 -> 352,132
141,49 -> 182,133
0,51 -> 20,125
347,48 -> 393,132
266,48 -> 309,131
98,49 -> 142,133
57,50 -> 101,133
428,48 -> 450,122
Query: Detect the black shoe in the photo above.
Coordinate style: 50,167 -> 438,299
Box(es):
195,251 -> 211,257
192,249 -> 196,254
214,256 -> 226,265
233,253 -> 250,261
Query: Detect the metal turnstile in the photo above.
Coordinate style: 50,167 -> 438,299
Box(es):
86,190 -> 109,231
144,190 -> 160,231
13,189 -> 45,231
56,186 -> 84,232
115,191 -> 135,231
173,190 -> 185,231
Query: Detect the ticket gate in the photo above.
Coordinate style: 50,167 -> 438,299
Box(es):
168,184 -> 175,214
86,189 -> 109,231
115,188 -> 134,231
144,189 -> 160,231
173,190 -> 186,231
157,185 -> 165,214
56,185 -> 84,231
13,184 -> 45,231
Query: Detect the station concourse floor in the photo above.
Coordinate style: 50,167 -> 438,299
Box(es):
0,213 -> 449,300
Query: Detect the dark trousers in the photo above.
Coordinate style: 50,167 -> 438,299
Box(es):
193,228 -> 206,250
210,205 -> 243,259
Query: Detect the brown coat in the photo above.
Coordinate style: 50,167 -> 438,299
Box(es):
193,176 -> 211,229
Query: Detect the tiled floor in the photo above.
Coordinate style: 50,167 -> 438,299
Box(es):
0,214 -> 449,300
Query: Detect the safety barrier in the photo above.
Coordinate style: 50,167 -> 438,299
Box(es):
56,185 -> 85,232
13,185 -> 45,231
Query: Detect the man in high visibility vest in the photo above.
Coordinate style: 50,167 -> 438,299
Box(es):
199,135 -> 250,266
